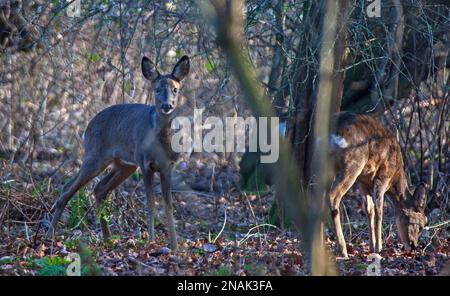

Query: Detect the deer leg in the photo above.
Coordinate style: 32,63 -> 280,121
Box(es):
366,195 -> 377,253
60,172 -> 80,194
358,183 -> 376,253
141,168 -> 156,241
93,163 -> 136,239
160,166 -> 177,250
330,164 -> 364,258
93,170 -> 116,238
49,157 -> 109,236
373,181 -> 388,253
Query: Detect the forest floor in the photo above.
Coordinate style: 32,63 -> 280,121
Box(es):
0,155 -> 449,276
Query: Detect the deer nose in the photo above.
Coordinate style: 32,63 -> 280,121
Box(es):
161,103 -> 173,112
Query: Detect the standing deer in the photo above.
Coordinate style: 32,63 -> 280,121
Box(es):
48,55 -> 191,250
328,112 -> 427,258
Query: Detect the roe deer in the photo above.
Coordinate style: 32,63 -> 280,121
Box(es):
328,112 -> 427,258
48,55 -> 191,250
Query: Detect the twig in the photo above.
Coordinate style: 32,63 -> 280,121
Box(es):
425,219 -> 450,230
212,207 -> 227,243
238,223 -> 281,246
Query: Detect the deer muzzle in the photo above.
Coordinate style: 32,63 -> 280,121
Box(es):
161,103 -> 174,114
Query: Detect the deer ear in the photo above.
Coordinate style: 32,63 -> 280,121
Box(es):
171,55 -> 190,81
142,56 -> 159,81
413,183 -> 427,212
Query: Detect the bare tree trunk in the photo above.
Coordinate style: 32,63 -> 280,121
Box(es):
6,54 -> 13,152
384,0 -> 404,102
281,0 -> 350,233
289,1 -> 324,178
205,0 -> 335,275
307,0 -> 339,275
331,0 -> 351,113
268,0 -> 286,116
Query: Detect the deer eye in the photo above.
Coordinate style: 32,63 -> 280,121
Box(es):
173,88 -> 178,93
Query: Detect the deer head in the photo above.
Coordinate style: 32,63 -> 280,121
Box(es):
141,55 -> 190,115
395,183 -> 428,251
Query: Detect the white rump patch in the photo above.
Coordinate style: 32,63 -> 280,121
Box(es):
330,134 -> 349,149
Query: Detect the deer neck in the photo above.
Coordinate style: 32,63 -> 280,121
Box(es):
156,113 -> 172,132
392,167 -> 409,198
155,112 -> 178,160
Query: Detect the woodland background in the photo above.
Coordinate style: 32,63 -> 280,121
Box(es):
0,0 -> 448,275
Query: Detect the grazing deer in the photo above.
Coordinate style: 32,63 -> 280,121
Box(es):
328,112 -> 427,258
48,56 -> 191,250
